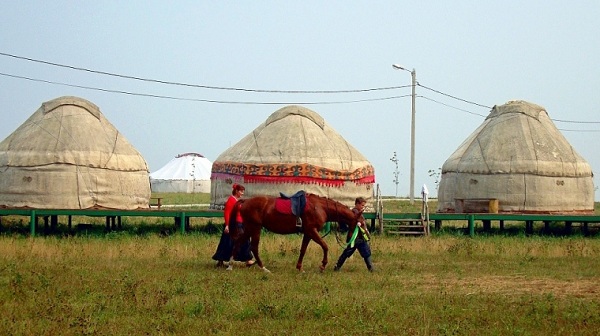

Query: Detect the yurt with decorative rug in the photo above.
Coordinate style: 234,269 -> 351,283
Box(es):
150,153 -> 212,193
0,96 -> 150,209
437,100 -> 594,213
210,105 -> 375,208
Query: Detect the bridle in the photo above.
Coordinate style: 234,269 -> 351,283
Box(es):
317,195 -> 350,247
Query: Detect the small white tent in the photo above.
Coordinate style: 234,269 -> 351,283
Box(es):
150,153 -> 212,193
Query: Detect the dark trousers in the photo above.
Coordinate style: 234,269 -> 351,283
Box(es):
335,237 -> 373,270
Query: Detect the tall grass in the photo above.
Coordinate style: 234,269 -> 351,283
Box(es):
0,194 -> 599,334
1,234 -> 599,335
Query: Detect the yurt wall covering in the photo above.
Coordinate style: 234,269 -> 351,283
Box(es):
0,96 -> 151,209
150,153 -> 212,193
437,100 -> 594,214
210,105 -> 375,208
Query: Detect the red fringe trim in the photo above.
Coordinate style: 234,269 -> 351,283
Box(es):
245,175 -> 375,186
211,161 -> 375,181
211,173 -> 375,187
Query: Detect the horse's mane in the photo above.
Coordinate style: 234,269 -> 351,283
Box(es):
307,193 -> 341,204
306,193 -> 357,225
308,193 -> 348,208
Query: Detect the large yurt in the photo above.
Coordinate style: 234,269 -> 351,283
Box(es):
210,105 -> 375,208
150,153 -> 212,193
0,96 -> 150,209
437,100 -> 594,213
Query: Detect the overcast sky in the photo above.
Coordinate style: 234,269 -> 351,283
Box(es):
1,1 -> 599,199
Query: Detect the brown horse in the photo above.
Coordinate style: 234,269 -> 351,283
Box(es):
229,193 -> 360,273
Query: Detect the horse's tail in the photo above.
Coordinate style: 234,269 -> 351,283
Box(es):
229,199 -> 246,237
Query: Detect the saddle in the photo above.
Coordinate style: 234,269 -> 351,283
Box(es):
275,190 -> 307,230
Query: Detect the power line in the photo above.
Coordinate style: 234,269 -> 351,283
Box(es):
0,51 -> 409,94
557,128 -> 600,132
419,96 -> 487,117
418,83 -> 492,109
420,95 -> 600,131
2,51 -> 600,126
420,86 -> 600,125
0,71 -> 411,105
3,70 -> 600,128
553,119 -> 600,124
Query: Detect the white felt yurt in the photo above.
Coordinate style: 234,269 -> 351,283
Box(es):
0,96 -> 150,209
150,153 -> 212,193
210,105 -> 375,208
437,100 -> 594,214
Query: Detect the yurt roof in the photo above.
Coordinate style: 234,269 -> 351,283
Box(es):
0,96 -> 150,209
0,96 -> 148,171
210,105 -> 374,208
213,105 -> 374,181
150,153 -> 212,180
441,100 -> 592,177
437,100 -> 594,213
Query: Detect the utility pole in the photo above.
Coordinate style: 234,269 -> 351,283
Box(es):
392,64 -> 417,204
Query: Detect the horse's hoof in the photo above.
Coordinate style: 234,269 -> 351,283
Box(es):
226,265 -> 233,271
261,267 -> 271,273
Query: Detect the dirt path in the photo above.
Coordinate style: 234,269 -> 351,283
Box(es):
419,274 -> 600,298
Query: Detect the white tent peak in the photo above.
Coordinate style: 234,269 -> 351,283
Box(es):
176,152 -> 206,159
150,153 -> 212,193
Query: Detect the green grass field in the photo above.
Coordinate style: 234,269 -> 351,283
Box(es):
1,194 -> 599,334
1,234 -> 599,335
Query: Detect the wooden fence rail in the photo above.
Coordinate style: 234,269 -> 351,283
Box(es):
1,208 -> 600,237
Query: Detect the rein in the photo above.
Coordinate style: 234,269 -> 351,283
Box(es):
324,196 -> 370,248
346,224 -> 369,248
313,195 -> 362,248
321,196 -> 350,247
320,221 -> 332,238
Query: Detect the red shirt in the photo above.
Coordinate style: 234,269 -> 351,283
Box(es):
224,195 -> 242,227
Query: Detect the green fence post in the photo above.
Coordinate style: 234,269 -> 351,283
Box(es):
179,212 -> 186,234
468,215 -> 475,237
30,210 -> 36,237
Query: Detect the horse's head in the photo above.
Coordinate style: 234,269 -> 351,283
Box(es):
346,208 -> 362,234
